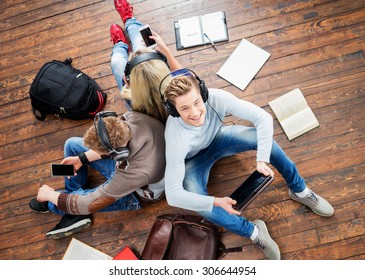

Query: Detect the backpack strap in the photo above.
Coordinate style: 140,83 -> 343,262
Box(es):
217,242 -> 243,259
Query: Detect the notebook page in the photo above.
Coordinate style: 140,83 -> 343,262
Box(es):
201,11 -> 227,42
217,38 -> 270,90
178,16 -> 203,48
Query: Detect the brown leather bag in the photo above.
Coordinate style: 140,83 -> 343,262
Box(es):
141,213 -> 227,260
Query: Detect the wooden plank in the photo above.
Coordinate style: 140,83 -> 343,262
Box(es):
0,0 -> 364,261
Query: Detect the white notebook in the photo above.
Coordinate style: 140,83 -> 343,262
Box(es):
217,38 -> 270,90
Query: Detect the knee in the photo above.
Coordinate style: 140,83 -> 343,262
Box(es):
183,178 -> 207,195
64,137 -> 84,155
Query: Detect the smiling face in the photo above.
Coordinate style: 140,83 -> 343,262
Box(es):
174,87 -> 206,127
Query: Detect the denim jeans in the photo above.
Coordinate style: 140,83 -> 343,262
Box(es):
47,137 -> 141,215
110,17 -> 145,91
184,125 -> 306,238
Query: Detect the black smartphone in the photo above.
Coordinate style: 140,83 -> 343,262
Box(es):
139,24 -> 156,48
229,171 -> 274,211
51,164 -> 75,177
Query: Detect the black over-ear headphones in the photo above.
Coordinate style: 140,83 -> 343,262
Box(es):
94,111 -> 130,161
159,69 -> 209,118
124,51 -> 168,83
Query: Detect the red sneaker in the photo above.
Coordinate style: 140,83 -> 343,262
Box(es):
110,23 -> 128,46
114,0 -> 133,24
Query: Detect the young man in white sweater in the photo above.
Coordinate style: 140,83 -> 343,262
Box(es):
160,69 -> 334,260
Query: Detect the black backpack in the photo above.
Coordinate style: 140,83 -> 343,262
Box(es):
29,58 -> 107,121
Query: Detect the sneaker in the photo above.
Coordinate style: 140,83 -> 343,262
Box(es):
289,189 -> 334,217
46,214 -> 92,239
110,23 -> 128,46
135,185 -> 165,203
252,220 -> 281,260
29,198 -> 49,213
114,0 -> 133,23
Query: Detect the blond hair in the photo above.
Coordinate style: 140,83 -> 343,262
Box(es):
128,48 -> 170,124
83,117 -> 131,155
163,75 -> 200,105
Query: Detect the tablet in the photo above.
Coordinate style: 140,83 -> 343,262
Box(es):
229,171 -> 274,211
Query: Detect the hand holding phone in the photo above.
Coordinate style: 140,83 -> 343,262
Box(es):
51,163 -> 76,177
139,24 -> 157,48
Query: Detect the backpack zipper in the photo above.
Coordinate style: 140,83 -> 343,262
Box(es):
60,72 -> 84,115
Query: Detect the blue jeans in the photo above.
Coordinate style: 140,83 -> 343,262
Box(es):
47,137 -> 141,215
184,125 -> 306,238
110,17 -> 145,91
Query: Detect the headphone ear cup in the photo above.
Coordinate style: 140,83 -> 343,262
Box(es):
199,79 -> 209,102
164,100 -> 180,118
111,147 -> 130,161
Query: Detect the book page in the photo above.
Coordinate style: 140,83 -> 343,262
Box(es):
178,16 -> 203,48
280,107 -> 319,140
268,88 -> 309,122
62,238 -> 112,260
201,11 -> 227,43
217,38 -> 270,90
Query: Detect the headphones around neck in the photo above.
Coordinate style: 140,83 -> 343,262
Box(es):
124,51 -> 168,83
94,111 -> 130,161
159,69 -> 209,118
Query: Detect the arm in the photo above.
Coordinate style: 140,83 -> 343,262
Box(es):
151,31 -> 182,71
212,89 -> 274,163
164,156 -> 240,215
38,169 -> 150,215
37,149 -> 104,209
164,123 -> 240,214
60,149 -> 102,172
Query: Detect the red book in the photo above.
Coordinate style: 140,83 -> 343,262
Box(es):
113,246 -> 138,260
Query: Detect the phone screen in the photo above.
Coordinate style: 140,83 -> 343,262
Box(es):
140,27 -> 156,47
51,164 -> 75,177
230,171 -> 273,209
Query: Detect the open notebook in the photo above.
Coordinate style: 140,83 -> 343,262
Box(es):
174,11 -> 228,50
217,38 -> 270,90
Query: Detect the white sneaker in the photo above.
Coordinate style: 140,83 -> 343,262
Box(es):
252,220 -> 281,260
289,189 -> 334,217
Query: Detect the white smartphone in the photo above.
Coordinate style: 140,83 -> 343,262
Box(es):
51,163 -> 75,177
139,24 -> 157,48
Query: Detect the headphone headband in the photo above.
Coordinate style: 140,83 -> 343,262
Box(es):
93,111 -> 130,161
158,69 -> 209,118
124,51 -> 168,82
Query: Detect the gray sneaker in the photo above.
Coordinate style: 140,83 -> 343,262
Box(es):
289,189 -> 334,217
252,220 -> 281,260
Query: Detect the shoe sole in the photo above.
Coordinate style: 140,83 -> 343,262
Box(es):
288,190 -> 334,217
46,219 -> 92,240
137,192 -> 165,203
30,208 -> 49,214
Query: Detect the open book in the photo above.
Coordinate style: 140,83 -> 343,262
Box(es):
269,88 -> 319,140
62,238 -> 112,260
174,11 -> 228,50
217,38 -> 270,90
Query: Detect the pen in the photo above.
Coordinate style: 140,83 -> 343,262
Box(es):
203,33 -> 217,52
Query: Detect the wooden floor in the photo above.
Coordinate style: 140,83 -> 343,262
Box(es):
1,0 -> 364,260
